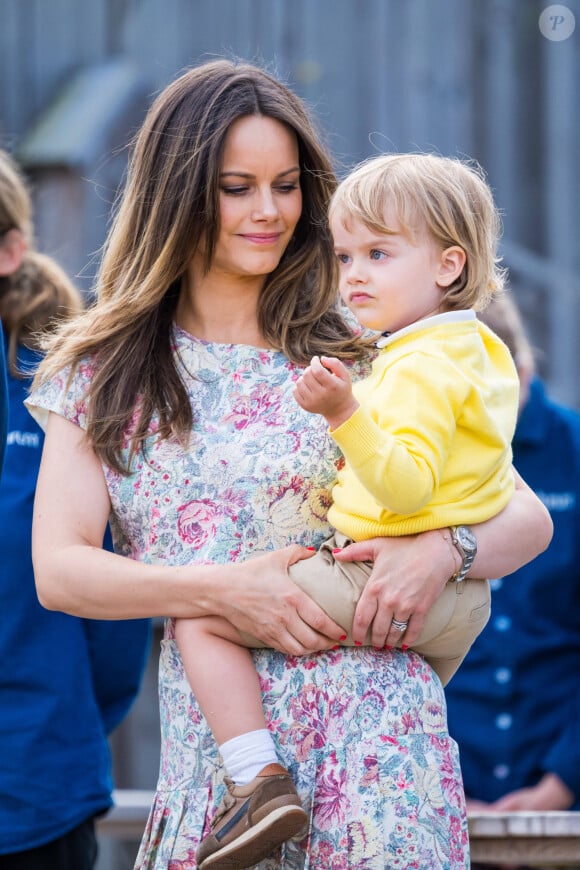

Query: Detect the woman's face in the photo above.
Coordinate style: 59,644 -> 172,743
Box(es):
209,115 -> 303,282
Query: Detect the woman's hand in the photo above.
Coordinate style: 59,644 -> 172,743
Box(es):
215,545 -> 347,655
484,774 -> 574,812
333,469 -> 553,648
334,531 -> 455,648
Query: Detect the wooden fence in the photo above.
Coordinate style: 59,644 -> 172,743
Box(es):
1,0 -> 578,400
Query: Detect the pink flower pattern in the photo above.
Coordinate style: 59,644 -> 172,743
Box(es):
28,326 -> 468,868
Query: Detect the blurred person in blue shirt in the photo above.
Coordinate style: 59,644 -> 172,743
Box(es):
446,292 -> 580,829
0,328 -> 6,476
0,148 -> 151,870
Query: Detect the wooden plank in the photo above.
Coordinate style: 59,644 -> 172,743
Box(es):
469,811 -> 580,866
97,797 -> 580,868
470,836 -> 580,865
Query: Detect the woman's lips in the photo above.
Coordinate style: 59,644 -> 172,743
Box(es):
241,233 -> 282,244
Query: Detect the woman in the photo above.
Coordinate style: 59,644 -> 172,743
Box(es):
28,60 -> 552,869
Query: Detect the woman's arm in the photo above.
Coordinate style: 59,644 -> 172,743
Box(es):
336,468 -> 553,647
469,468 -> 553,577
32,413 -> 345,654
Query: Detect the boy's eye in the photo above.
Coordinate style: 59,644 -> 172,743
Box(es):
336,253 -> 351,265
370,249 -> 387,260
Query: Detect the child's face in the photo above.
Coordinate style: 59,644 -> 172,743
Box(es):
330,210 -> 449,334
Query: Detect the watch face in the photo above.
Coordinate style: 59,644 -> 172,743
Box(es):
455,525 -> 477,553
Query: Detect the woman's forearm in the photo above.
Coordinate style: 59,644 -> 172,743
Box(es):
33,543 -> 230,619
33,539 -> 346,652
469,469 -> 553,579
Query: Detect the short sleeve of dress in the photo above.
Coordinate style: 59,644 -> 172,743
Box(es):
25,361 -> 94,433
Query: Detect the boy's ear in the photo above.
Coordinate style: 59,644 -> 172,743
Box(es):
0,228 -> 27,276
436,245 -> 466,288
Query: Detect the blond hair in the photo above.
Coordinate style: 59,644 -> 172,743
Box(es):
0,150 -> 83,376
329,152 -> 506,311
32,59 -> 367,475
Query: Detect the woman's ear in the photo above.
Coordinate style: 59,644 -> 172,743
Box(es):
0,228 -> 27,276
436,246 -> 466,288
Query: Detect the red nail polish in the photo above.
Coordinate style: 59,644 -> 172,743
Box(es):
306,546 -> 316,551
331,644 -> 340,650
384,645 -> 393,650
354,641 -> 362,646
332,548 -> 341,554
339,634 -> 347,641
401,644 -> 409,651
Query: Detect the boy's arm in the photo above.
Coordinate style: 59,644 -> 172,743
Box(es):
331,352 -> 466,515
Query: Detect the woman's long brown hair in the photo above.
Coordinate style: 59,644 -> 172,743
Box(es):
33,59 -> 369,474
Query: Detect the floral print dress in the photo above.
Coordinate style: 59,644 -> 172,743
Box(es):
27,325 -> 469,869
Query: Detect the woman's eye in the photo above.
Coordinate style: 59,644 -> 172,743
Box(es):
221,186 -> 248,195
275,183 -> 299,194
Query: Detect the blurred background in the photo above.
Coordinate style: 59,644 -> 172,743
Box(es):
1,1 -> 578,867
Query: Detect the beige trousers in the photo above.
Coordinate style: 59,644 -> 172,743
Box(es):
241,532 -> 491,686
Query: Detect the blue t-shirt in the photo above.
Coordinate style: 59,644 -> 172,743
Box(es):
0,330 -> 7,478
0,337 -> 152,852
446,378 -> 580,807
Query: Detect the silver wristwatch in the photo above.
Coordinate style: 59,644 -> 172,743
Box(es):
449,525 -> 477,583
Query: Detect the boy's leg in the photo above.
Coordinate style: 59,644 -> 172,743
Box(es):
174,616 -> 272,746
282,534 -> 490,683
412,578 -> 491,685
286,532 -> 372,643
175,617 -> 308,868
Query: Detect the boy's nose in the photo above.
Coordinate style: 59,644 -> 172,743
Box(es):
346,261 -> 367,283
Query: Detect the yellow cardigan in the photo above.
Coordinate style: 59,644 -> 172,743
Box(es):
329,311 -> 519,539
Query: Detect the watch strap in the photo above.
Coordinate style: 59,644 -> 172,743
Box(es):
449,526 -> 476,583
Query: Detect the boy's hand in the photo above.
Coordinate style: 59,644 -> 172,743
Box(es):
293,356 -> 359,429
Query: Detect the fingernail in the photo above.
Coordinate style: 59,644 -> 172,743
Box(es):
339,634 -> 347,641
401,644 -> 409,651
384,645 -> 392,650
306,547 -> 316,551
354,641 -> 362,646
331,645 -> 340,650
332,548 -> 342,554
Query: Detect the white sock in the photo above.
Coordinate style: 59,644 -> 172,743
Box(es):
219,729 -> 279,785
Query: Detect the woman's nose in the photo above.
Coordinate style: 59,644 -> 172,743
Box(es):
252,189 -> 279,220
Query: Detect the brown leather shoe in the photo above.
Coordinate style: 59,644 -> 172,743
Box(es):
196,763 -> 308,869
